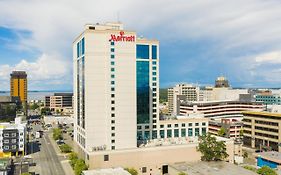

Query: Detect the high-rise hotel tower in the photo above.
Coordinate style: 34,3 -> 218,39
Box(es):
73,22 -> 159,155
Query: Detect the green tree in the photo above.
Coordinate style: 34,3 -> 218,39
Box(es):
197,134 -> 229,161
218,127 -> 226,137
53,128 -> 63,140
29,103 -> 39,110
257,166 -> 277,175
59,144 -> 72,153
69,152 -> 78,168
74,159 -> 88,175
41,107 -> 51,115
125,167 -> 138,175
178,172 -> 187,175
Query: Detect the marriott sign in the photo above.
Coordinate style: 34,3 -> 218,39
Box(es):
110,31 -> 135,42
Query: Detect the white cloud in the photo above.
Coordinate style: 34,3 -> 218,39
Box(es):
0,53 -> 71,90
0,0 -> 281,88
255,51 -> 281,64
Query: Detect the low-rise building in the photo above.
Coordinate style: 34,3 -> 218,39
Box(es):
208,118 -> 243,138
254,151 -> 281,170
43,115 -> 74,125
137,114 -> 208,141
180,100 -> 264,120
0,96 -> 21,122
82,167 -> 130,175
0,118 -> 26,157
168,161 -> 257,175
243,111 -> 281,152
45,93 -> 73,114
78,136 -> 236,175
168,84 -> 199,115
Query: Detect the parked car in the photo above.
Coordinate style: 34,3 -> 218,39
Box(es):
56,140 -> 65,145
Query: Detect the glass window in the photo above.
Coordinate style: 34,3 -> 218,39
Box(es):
111,41 -> 114,46
82,38 -> 85,55
152,72 -> 156,76
111,74 -> 115,78
152,77 -> 157,81
167,124 -> 171,128
182,123 -> 185,127
152,130 -> 157,139
174,129 -> 179,137
167,130 -> 172,138
111,68 -> 115,72
111,48 -> 115,52
111,87 -> 115,91
152,61 -> 157,65
202,122 -> 206,126
111,113 -> 115,117
152,83 -> 157,86
175,124 -> 178,127
195,128 -> 200,136
188,123 -> 192,127
195,123 -> 199,126
160,130 -> 165,138
144,131 -> 150,140
111,55 -> 115,59
152,45 -> 157,59
202,128 -> 207,135
188,128 -> 193,136
111,61 -> 115,65
77,42 -> 80,58
152,66 -> 157,70
181,129 -> 186,137
136,44 -> 149,59
137,131 -> 143,140
111,81 -> 115,85
160,125 -> 164,128
137,61 -> 150,124
104,155 -> 109,161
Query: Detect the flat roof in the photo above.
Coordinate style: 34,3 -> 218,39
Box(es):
82,167 -> 130,175
169,161 -> 257,175
243,111 -> 281,118
254,151 -> 281,164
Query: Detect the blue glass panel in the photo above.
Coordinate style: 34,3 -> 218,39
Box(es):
137,61 -> 150,124
77,42 -> 80,58
136,44 -> 149,59
82,38 -> 85,55
152,45 -> 157,59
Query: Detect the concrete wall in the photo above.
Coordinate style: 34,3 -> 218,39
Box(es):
86,140 -> 234,175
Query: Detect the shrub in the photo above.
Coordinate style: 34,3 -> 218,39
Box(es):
257,166 -> 277,175
74,159 -> 88,175
125,167 -> 138,175
59,144 -> 72,153
243,165 -> 257,172
68,152 -> 78,168
53,128 -> 63,140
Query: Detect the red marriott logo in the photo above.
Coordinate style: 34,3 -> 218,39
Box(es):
110,31 -> 135,42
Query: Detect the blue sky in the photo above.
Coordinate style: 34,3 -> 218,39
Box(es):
1,0 -> 281,90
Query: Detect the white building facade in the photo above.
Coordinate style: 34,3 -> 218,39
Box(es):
73,22 -> 159,154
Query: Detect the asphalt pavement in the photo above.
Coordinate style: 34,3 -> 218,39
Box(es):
28,123 -> 65,175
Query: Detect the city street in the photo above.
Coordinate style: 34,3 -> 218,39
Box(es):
28,124 -> 66,175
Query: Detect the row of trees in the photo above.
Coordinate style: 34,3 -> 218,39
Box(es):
243,165 -> 277,175
69,152 -> 88,175
53,128 -> 63,140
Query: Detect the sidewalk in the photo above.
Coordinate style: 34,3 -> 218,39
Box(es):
47,132 -> 75,175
